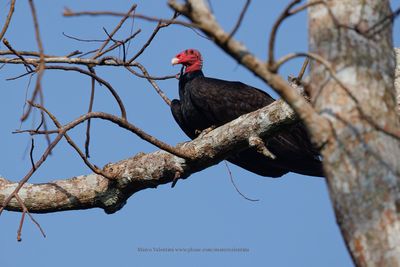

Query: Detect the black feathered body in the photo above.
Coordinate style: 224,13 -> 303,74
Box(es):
171,70 -> 323,177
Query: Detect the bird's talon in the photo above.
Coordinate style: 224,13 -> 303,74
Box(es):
171,171 -> 181,188
195,126 -> 216,138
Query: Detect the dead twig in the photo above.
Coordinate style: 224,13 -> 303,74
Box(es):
32,103 -> 114,179
96,29 -> 141,60
14,193 -> 46,241
0,0 -> 16,41
363,6 -> 400,38
2,39 -> 35,71
27,104 -> 192,160
267,0 -> 301,70
93,4 -> 137,59
21,0 -> 46,123
126,65 -> 172,106
63,8 -> 194,28
43,65 -> 127,119
0,132 -> 64,216
85,67 -> 96,158
0,50 -> 53,57
224,162 -> 259,202
62,32 -> 106,42
275,51 -> 400,141
226,0 -> 251,40
128,12 -> 178,63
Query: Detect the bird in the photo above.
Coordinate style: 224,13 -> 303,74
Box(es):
170,48 -> 323,178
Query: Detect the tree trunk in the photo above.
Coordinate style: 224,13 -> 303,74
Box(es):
308,1 -> 400,266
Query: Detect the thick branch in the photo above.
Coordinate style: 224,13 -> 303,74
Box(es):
308,1 -> 400,266
395,48 -> 400,113
0,99 -> 297,214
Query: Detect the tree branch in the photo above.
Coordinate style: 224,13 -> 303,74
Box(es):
395,48 -> 400,114
0,99 -> 298,214
0,0 -> 16,41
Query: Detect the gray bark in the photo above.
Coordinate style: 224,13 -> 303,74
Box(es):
308,1 -> 400,266
0,99 -> 297,214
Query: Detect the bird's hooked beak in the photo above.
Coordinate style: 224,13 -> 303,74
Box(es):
171,57 -> 180,65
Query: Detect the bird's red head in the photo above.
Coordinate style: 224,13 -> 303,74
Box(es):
171,49 -> 203,73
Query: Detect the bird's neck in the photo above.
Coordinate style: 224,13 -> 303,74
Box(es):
180,70 -> 204,83
179,70 -> 204,97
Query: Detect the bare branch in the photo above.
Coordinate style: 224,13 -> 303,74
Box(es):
395,48 -> 400,114
128,12 -> 178,63
43,65 -> 127,120
63,8 -> 195,28
267,0 -> 301,69
0,0 -> 16,41
32,103 -> 113,179
29,105 -> 192,160
0,98 -> 300,214
2,39 -> 36,71
21,0 -> 46,123
0,55 -> 144,67
92,4 -> 137,59
227,0 -> 251,40
126,65 -> 172,106
275,51 -> 400,140
85,67 -> 96,158
224,161 -> 259,202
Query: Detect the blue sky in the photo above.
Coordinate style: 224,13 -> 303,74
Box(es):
0,1 -> 399,266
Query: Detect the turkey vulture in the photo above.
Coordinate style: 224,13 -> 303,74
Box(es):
170,49 -> 323,178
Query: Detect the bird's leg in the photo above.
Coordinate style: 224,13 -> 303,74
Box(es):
195,125 -> 216,138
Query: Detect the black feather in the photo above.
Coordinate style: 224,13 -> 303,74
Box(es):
171,70 -> 323,177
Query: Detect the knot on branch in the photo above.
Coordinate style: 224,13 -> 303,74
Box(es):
248,135 -> 276,159
95,186 -> 127,214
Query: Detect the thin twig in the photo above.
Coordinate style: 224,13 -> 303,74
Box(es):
65,50 -> 82,58
128,12 -> 178,63
2,39 -> 35,71
296,57 -> 309,81
0,132 -> 64,216
29,138 -> 36,171
0,49 -> 53,57
16,210 -> 26,242
62,32 -> 106,42
96,29 -> 141,59
33,103 -> 113,179
364,6 -> 400,37
0,0 -> 16,41
13,129 -> 59,135
22,0 -> 46,123
275,52 -> 400,141
0,56 -> 135,66
289,0 -> 324,15
125,66 -> 176,80
224,161 -> 259,202
39,88 -> 52,149
85,67 -> 96,158
14,193 -> 46,240
92,4 -> 137,59
63,8 -> 194,27
29,104 -> 192,160
227,0 -> 251,40
126,65 -> 172,106
44,65 -> 127,119
267,0 -> 301,69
